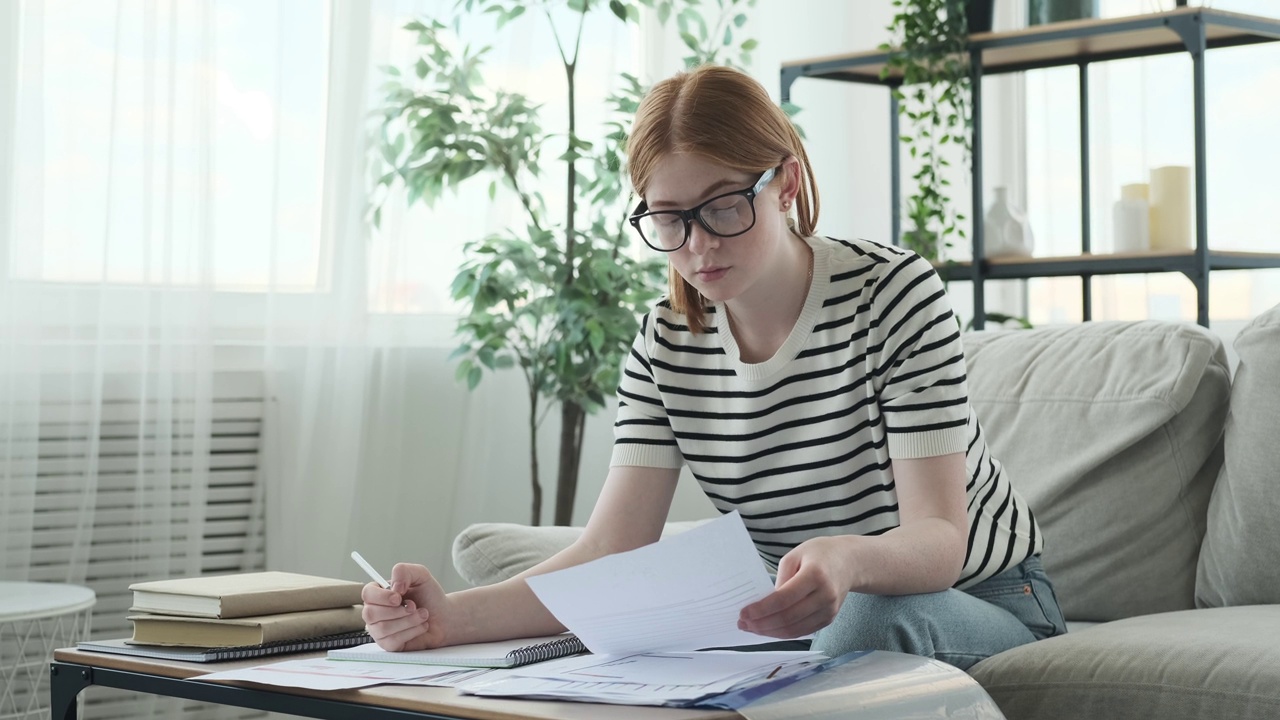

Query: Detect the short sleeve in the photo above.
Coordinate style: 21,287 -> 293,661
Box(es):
610,313 -> 684,469
869,254 -> 970,459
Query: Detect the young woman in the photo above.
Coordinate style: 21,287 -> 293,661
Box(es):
362,65 -> 1066,670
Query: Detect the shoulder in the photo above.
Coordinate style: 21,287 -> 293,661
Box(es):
644,297 -> 703,337
635,297 -> 720,357
815,236 -> 933,293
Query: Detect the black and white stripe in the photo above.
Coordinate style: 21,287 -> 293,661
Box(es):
611,236 -> 1042,588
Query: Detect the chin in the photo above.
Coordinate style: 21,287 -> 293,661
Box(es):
695,284 -> 738,304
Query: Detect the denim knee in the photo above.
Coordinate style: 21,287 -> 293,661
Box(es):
811,592 -> 944,659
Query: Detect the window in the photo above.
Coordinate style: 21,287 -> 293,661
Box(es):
1024,0 -> 1280,323
8,0 -> 329,291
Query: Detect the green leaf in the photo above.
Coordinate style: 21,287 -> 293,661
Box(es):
466,365 -> 483,391
609,0 -> 627,21
733,12 -> 746,26
657,1 -> 671,23
740,38 -> 757,51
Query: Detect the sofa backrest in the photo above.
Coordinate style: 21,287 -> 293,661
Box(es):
963,321 -> 1230,622
1196,304 -> 1280,608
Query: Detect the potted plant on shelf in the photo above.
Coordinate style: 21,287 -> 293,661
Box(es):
881,0 -> 990,265
369,0 -> 768,526
883,0 -> 1032,330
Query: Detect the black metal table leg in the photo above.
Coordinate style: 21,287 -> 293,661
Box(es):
49,663 -> 93,720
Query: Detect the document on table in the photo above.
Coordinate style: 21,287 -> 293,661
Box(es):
195,658 -> 444,690
458,650 -> 826,706
525,510 -> 779,654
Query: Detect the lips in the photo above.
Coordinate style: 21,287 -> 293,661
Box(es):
696,266 -> 729,282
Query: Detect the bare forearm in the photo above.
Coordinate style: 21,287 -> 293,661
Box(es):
842,517 -> 966,595
445,538 -> 615,644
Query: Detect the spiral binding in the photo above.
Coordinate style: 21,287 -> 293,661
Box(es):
202,630 -> 372,661
507,635 -> 587,666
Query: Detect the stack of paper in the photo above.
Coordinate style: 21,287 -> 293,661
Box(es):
456,650 -> 826,706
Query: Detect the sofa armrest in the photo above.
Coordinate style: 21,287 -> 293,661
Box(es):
452,520 -> 709,587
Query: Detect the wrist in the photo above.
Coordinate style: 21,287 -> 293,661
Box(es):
830,534 -> 870,594
445,589 -> 475,645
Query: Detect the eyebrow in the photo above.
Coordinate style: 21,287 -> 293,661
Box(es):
647,178 -> 744,209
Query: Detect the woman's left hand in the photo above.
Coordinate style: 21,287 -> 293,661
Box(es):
737,536 -> 855,638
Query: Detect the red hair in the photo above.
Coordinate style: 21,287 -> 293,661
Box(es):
627,65 -> 820,334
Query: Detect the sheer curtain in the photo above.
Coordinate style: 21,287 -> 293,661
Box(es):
0,0 -> 641,651
1024,0 -> 1280,331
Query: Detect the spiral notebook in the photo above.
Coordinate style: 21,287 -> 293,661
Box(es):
327,634 -> 586,668
78,630 -> 372,663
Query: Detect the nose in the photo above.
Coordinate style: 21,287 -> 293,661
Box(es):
685,222 -> 719,255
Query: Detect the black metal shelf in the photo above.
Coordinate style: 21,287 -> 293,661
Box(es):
781,8 -> 1280,87
935,250 -> 1280,283
781,7 -> 1280,328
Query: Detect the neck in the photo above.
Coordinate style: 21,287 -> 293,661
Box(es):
725,232 -> 813,361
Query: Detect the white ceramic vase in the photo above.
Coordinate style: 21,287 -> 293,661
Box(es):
984,187 -> 1034,258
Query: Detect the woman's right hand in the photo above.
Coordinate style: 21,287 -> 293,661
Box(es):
360,563 -> 454,651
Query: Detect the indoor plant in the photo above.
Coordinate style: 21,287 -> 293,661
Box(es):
882,0 -> 991,263
369,0 -> 764,526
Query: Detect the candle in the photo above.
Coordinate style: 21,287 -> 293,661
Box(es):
1113,183 -> 1149,253
1149,165 -> 1192,251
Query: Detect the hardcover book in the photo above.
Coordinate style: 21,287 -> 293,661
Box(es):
128,571 -> 364,619
127,605 -> 365,648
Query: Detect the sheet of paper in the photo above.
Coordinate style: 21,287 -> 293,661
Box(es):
458,651 -> 826,706
525,511 -> 781,654
195,658 -> 432,690
386,667 -> 498,687
516,651 -> 821,686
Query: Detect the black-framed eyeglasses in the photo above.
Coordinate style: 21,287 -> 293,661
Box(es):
628,167 -> 777,253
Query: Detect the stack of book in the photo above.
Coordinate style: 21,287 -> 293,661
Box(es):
80,571 -> 370,662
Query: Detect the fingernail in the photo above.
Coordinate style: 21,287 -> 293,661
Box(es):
419,608 -> 430,619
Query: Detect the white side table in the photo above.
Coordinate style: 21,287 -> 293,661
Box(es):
0,583 -> 96,720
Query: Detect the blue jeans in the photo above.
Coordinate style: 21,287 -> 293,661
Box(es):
811,554 -> 1067,671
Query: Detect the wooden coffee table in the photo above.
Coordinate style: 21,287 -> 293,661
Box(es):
51,647 -> 738,720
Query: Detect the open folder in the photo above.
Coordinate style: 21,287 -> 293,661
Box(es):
327,634 -> 586,668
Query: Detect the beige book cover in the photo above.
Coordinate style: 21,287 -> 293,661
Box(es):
127,605 -> 365,647
129,571 -> 364,619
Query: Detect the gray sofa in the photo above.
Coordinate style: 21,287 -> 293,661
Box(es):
452,306 -> 1280,720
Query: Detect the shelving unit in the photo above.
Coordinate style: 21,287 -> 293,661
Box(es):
780,7 -> 1280,328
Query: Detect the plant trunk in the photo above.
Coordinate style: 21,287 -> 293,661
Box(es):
564,61 -> 577,285
553,401 -> 587,526
528,388 -> 542,526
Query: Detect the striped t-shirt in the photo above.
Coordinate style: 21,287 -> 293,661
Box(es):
610,235 -> 1043,589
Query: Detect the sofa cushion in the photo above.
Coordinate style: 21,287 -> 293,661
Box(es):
1197,304 -> 1280,607
963,322 -> 1229,621
969,606 -> 1280,720
452,520 -> 708,587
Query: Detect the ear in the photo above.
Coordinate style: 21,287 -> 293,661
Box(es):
777,156 -> 802,209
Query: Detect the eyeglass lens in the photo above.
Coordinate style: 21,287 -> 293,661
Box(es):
635,194 -> 756,251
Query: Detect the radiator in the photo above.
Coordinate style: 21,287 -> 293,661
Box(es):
1,371 -> 268,720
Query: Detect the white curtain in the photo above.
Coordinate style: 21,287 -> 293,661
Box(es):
0,0 -> 640,650
1024,0 -> 1280,328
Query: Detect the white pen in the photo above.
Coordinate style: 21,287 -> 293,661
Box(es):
351,550 -> 391,589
